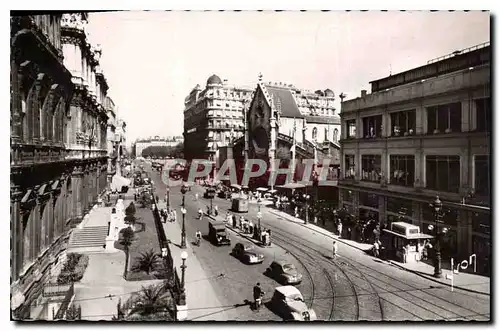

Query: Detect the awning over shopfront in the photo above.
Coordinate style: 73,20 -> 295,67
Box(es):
276,183 -> 306,190
256,187 -> 268,192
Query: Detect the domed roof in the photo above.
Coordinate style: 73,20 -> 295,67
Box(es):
324,89 -> 334,97
207,74 -> 223,86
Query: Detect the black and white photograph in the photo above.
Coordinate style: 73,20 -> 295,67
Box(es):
8,8 -> 491,322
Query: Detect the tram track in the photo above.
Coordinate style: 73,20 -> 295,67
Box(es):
263,220 -> 489,321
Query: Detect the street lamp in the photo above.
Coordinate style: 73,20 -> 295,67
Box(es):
179,251 -> 188,306
180,184 -> 188,208
429,195 -> 447,278
257,211 -> 262,235
180,207 -> 187,249
303,194 -> 310,224
166,186 -> 170,211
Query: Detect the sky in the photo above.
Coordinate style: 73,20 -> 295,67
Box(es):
84,11 -> 490,145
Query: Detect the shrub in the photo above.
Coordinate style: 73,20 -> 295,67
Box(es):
57,254 -> 89,284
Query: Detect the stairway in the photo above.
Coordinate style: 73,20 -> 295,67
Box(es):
68,226 -> 109,252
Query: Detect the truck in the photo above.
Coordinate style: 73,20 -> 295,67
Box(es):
208,220 -> 231,246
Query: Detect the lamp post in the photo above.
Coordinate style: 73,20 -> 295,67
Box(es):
429,195 -> 447,278
181,184 -> 187,208
166,186 -> 170,211
179,251 -> 188,306
257,211 -> 262,234
303,194 -> 310,224
180,207 -> 187,249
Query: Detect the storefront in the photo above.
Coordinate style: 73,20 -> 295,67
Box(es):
471,211 -> 491,275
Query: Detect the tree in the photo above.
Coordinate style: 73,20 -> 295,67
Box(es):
120,227 -> 136,279
131,249 -> 162,275
125,202 -> 137,225
127,283 -> 175,318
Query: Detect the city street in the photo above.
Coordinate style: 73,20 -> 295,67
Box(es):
146,164 -> 490,321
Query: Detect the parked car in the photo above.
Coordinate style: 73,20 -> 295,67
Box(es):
231,243 -> 264,264
269,286 -> 317,321
265,261 -> 303,285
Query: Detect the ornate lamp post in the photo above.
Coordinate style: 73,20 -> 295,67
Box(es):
180,207 -> 187,249
179,251 -> 188,305
180,184 -> 187,207
303,194 -> 310,224
257,211 -> 262,235
428,195 -> 447,278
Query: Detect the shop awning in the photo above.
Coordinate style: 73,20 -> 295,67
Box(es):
231,184 -> 242,190
276,183 -> 306,190
382,229 -> 434,240
256,187 -> 268,192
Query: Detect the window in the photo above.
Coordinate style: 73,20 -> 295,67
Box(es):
359,192 -> 378,208
390,110 -> 416,136
474,155 -> 490,197
390,155 -> 415,186
225,103 -> 229,108
333,128 -> 338,142
426,155 -> 460,193
361,155 -> 382,182
346,120 -> 356,138
324,128 -> 328,141
344,154 -> 355,179
427,102 -> 461,134
387,197 -> 413,215
362,115 -> 382,138
312,127 -> 318,141
472,212 -> 491,235
475,98 -> 491,132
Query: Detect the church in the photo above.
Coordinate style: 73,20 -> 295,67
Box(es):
220,74 -> 341,197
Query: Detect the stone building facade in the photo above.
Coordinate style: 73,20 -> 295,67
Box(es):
10,13 -> 113,319
338,42 -> 491,271
183,74 -> 253,161
134,135 -> 183,157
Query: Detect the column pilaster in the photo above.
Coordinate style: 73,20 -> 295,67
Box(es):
11,184 -> 23,282
72,166 -> 84,222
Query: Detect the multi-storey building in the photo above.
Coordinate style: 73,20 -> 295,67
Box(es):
134,135 -> 183,157
338,42 -> 490,271
183,74 -> 253,161
105,96 -> 119,180
10,13 -> 112,319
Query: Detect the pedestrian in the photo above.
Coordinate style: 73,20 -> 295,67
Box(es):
337,221 -> 343,238
214,205 -> 219,216
173,209 -> 177,222
332,240 -> 338,259
373,240 -> 380,258
195,193 -> 199,201
424,240 -> 432,261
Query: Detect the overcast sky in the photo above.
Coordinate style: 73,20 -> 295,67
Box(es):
84,11 -> 490,144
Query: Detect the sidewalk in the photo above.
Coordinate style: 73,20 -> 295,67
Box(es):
162,218 -> 230,321
267,208 -> 490,295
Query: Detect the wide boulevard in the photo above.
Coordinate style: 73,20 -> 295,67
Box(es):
144,162 -> 490,321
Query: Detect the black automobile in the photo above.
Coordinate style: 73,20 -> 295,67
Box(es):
265,261 -> 303,285
231,243 -> 264,264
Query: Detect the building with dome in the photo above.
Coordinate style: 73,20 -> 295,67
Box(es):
183,74 -> 254,161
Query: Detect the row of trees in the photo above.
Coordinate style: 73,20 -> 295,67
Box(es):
141,143 -> 184,159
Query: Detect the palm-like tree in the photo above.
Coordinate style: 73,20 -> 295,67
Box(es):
120,227 -> 136,279
127,283 -> 175,319
131,249 -> 162,275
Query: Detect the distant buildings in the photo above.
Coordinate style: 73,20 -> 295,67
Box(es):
134,135 -> 183,157
183,74 -> 254,161
339,42 -> 490,270
105,97 -> 127,178
10,13 -> 122,319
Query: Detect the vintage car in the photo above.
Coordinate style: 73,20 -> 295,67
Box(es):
265,261 -> 303,285
269,286 -> 317,321
231,197 -> 249,213
204,187 -> 216,199
231,243 -> 264,264
208,220 -> 231,246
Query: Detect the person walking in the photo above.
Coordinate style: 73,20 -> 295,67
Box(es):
195,193 -> 199,201
253,283 -> 264,311
214,205 -> 219,216
332,240 -> 338,259
373,240 -> 380,258
337,221 -> 343,238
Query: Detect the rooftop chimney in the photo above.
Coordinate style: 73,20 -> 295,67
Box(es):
223,79 -> 228,85
361,90 -> 367,97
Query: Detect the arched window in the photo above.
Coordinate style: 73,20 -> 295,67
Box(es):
312,127 -> 318,141
333,128 -> 339,142
324,128 -> 328,141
